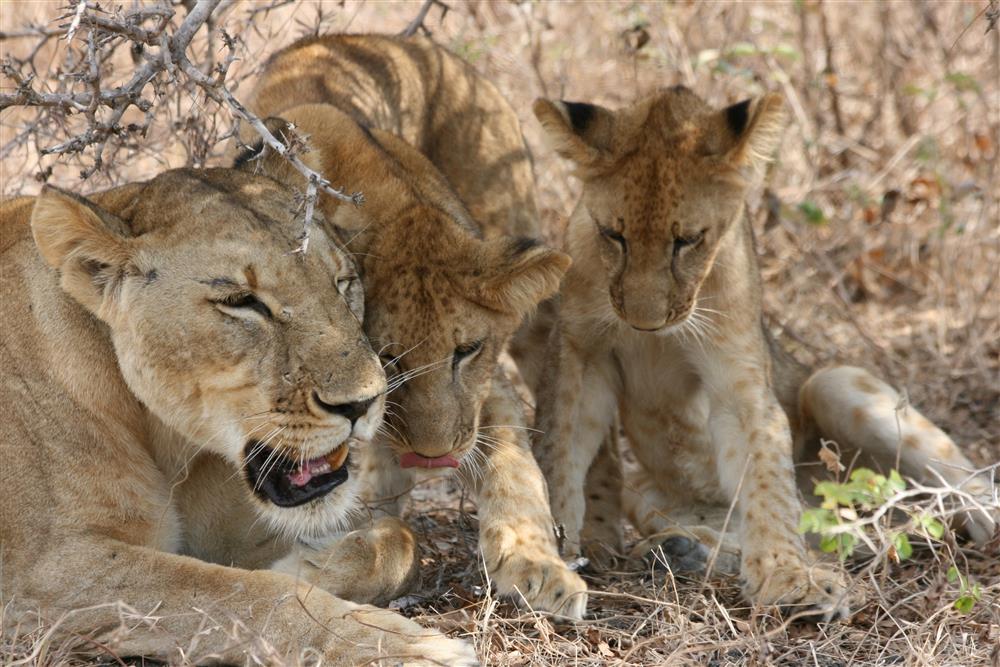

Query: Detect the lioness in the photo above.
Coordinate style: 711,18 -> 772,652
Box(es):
240,34 -> 588,617
529,87 -> 997,620
0,169 -> 476,665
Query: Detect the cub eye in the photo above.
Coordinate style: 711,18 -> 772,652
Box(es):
214,292 -> 272,319
336,275 -> 358,296
673,229 -> 706,254
597,223 -> 626,247
453,339 -> 484,369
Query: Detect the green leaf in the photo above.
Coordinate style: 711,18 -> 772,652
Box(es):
918,513 -> 945,539
892,532 -> 912,560
945,71 -> 981,93
797,201 -> 826,225
947,565 -> 960,584
954,595 -> 976,613
887,469 -> 906,493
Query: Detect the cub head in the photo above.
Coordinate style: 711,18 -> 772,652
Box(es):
534,87 -> 783,332
30,168 -> 386,538
236,104 -> 571,470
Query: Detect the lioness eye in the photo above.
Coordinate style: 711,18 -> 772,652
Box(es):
453,339 -> 484,369
214,292 -> 272,319
673,229 -> 706,254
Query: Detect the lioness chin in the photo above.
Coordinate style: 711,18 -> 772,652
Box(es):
0,168 -> 476,665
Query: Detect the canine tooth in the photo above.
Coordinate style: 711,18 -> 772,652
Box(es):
325,446 -> 348,471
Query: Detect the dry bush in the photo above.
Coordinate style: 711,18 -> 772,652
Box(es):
2,1 -> 998,666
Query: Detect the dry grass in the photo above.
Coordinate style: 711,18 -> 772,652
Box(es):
2,2 -> 998,666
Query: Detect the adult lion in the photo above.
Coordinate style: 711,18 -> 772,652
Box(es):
0,168 -> 477,665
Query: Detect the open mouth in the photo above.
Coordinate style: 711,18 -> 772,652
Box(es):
244,440 -> 350,507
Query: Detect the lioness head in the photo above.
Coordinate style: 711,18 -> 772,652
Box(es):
534,87 -> 783,332
30,168 -> 386,537
238,105 -> 570,468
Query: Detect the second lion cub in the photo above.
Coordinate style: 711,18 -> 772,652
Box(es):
531,86 -> 997,621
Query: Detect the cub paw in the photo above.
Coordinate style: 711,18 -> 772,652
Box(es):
743,557 -> 850,623
491,553 -> 588,619
273,516 -> 420,606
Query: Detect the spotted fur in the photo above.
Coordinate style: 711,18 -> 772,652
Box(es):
531,87 -> 997,621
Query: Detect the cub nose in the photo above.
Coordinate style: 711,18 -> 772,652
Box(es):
312,391 -> 375,424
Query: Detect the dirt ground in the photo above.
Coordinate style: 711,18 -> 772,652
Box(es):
2,2 -> 998,666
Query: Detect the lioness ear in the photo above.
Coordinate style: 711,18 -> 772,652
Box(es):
705,94 -> 785,172
470,238 -> 572,315
31,186 -> 132,316
533,98 -> 616,171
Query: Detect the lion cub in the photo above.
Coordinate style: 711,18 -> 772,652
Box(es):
530,87 -> 997,620
0,169 -> 475,664
242,34 -> 587,618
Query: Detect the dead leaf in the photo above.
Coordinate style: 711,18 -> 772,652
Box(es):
819,440 -> 845,473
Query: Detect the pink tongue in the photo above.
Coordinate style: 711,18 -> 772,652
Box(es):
399,452 -> 460,469
288,468 -> 313,487
287,455 -> 327,487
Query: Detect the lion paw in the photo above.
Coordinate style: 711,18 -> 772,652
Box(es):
744,557 -> 850,623
350,607 -> 479,666
491,552 -> 588,619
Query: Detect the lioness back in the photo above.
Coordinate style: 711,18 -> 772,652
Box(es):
251,33 -> 539,240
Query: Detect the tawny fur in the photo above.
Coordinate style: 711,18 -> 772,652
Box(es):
530,87 -> 997,620
0,170 -> 476,665
242,34 -> 587,618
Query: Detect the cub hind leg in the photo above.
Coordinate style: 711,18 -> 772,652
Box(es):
799,365 -> 997,544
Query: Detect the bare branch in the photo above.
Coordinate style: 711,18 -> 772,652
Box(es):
400,0 -> 450,37
1,0 -> 361,250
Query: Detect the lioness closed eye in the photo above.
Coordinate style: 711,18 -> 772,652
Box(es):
0,168 -> 477,665
530,86 -> 997,622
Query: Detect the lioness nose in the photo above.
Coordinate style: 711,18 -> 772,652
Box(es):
312,392 -> 375,424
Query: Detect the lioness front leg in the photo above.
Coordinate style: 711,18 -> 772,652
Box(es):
467,373 -> 588,618
709,373 -> 849,620
21,540 -> 477,666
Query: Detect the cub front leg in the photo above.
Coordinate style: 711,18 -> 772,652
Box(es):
271,516 -> 420,606
533,326 -> 618,555
467,372 -> 588,618
705,352 -> 849,621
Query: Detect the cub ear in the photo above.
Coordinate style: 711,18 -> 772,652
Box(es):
470,237 -> 572,316
31,186 -> 132,316
532,98 -> 616,172
705,93 -> 785,172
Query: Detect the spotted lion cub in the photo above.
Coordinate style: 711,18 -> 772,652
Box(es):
531,86 -> 997,620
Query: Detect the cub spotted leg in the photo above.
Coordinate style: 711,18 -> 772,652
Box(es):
622,460 -> 741,576
465,371 -> 589,618
704,351 -> 850,621
579,427 -> 626,567
533,326 -> 619,556
800,365 -> 998,544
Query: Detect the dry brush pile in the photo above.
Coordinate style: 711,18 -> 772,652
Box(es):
1,1 -> 997,666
